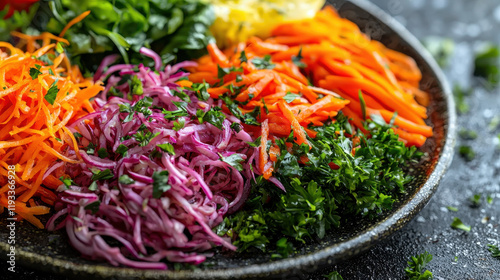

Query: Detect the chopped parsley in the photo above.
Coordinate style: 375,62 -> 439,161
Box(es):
91,169 -> 114,181
44,81 -> 59,105
450,217 -> 471,232
283,92 -> 301,103
459,145 -> 475,161
474,44 -> 500,87
157,143 -> 175,155
97,148 -> 109,159
133,129 -> 160,147
118,175 -> 135,185
469,194 -> 481,207
404,252 -> 433,280
446,206 -> 459,212
130,75 -> 144,95
217,65 -> 243,79
197,107 -> 226,129
453,85 -> 471,114
488,244 -> 500,259
458,129 -> 477,140
219,153 -> 245,171
59,176 -> 76,188
251,55 -> 275,70
173,118 -> 185,131
240,50 -> 248,63
152,170 -> 171,199
291,47 -> 306,68
29,64 -> 42,80
324,271 -> 343,280
84,200 -> 101,214
115,144 -> 128,157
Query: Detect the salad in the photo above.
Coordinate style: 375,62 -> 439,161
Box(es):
0,0 -> 432,270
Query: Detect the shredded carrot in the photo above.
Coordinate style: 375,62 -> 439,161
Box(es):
0,13 -> 103,229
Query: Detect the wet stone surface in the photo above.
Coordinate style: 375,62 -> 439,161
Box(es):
2,0 -> 500,279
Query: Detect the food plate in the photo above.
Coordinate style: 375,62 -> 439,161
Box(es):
0,0 -> 456,278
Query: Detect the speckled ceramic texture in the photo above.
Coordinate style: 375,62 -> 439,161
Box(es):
0,0 -> 456,279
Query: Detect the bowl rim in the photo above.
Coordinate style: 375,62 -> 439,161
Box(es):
0,0 -> 456,278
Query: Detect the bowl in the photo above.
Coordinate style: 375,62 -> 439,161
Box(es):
0,0 -> 456,279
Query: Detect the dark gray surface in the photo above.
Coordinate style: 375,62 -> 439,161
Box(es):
1,0 -> 499,279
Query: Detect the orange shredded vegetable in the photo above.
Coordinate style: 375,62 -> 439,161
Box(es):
191,7 -> 432,152
0,12 -> 103,228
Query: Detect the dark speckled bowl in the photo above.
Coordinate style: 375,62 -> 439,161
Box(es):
0,0 -> 456,279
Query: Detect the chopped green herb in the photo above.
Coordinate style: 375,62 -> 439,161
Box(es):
130,75 -> 144,95
134,130 -> 160,147
219,153 -> 245,171
44,81 -> 59,105
283,92 -> 301,103
173,118 -> 186,131
230,122 -> 242,133
115,144 -> 128,157
217,65 -> 243,79
118,175 -> 135,185
73,132 -> 83,141
88,181 -> 98,191
404,252 -> 433,280
488,244 -> 500,258
487,194 -> 494,204
469,194 -> 481,207
86,143 -> 96,154
29,64 -> 42,80
240,50 -> 248,63
251,55 -> 275,70
59,176 -> 75,188
454,256 -> 458,262
324,271 -> 343,280
199,107 -> 226,129
55,42 -> 65,54
157,143 -> 175,155
489,116 -> 500,131
474,44 -> 500,87
358,90 -> 367,120
152,170 -> 171,199
446,206 -> 459,212
55,137 -> 62,142
91,169 -> 114,181
458,129 -> 477,140
97,148 -> 109,159
451,217 -> 471,232
172,89 -> 191,102
84,200 -> 100,214
291,47 -> 306,68
191,82 -> 211,101
459,145 -> 475,161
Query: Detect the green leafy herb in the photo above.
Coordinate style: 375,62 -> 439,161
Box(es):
222,114 -> 421,253
163,102 -> 189,120
44,81 -> 59,105
458,129 -> 477,140
291,47 -> 306,68
115,144 -> 128,157
130,75 -> 144,95
118,175 -> 135,185
134,129 -> 160,147
219,153 -> 245,171
86,143 -> 96,154
488,244 -> 500,258
59,176 -> 76,188
73,132 -> 83,141
191,82 -> 210,101
157,143 -> 175,155
88,181 -> 98,191
84,201 -> 101,214
221,95 -> 260,125
251,55 -> 275,70
474,44 -> 500,87
29,64 -> 42,80
198,107 -> 226,129
173,118 -> 186,131
283,92 -> 301,103
359,90 -> 367,120
404,252 -> 433,280
97,148 -> 109,159
91,169 -> 114,181
446,206 -> 459,212
56,42 -> 65,54
218,65 -> 243,79
230,122 -> 242,132
240,50 -> 248,63
451,217 -> 471,232
459,145 -> 475,161
324,271 -> 344,280
469,194 -> 481,207
152,170 -> 171,199
487,194 -> 494,204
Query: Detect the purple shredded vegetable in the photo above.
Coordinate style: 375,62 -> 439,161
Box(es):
47,48 -> 257,270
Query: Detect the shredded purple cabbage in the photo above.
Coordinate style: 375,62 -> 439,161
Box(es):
47,48 -> 257,270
